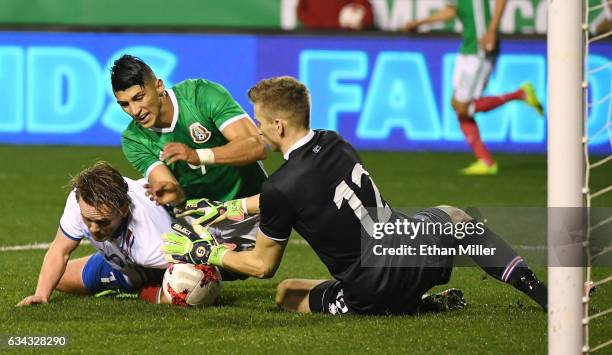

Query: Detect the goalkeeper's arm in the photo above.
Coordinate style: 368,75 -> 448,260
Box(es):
213,230 -> 286,279
222,194 -> 260,221
162,226 -> 286,279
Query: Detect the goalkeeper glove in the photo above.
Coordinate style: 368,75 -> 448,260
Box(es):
173,197 -> 248,225
221,198 -> 247,222
161,221 -> 228,266
173,198 -> 222,226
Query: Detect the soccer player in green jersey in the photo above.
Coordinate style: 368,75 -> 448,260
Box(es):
111,55 -> 267,206
404,0 -> 544,175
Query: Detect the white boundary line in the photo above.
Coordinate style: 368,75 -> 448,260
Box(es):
0,240 -> 90,252
0,242 -> 52,251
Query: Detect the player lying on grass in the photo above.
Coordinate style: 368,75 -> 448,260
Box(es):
16,162 -> 254,307
161,76 -> 548,315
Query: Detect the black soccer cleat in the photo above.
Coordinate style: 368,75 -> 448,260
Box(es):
419,288 -> 466,313
510,271 -> 548,311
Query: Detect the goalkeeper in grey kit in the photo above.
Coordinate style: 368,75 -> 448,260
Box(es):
162,76 -> 548,315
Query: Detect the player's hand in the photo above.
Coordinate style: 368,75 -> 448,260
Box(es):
177,198 -> 247,226
479,30 -> 497,53
16,295 -> 48,307
222,199 -> 247,222
145,181 -> 185,205
174,198 -> 224,226
161,143 -> 200,166
161,221 -> 228,266
403,21 -> 420,32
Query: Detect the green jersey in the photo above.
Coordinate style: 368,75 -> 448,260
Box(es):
122,79 -> 267,202
449,0 -> 495,55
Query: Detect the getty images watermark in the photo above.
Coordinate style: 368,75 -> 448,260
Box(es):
370,219 -> 491,257
361,207 -> 612,268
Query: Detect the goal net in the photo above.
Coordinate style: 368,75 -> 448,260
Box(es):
582,1 -> 612,353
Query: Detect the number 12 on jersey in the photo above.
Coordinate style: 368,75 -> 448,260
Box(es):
334,163 -> 392,239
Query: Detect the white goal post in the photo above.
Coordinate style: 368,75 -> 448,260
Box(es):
547,1 -> 585,355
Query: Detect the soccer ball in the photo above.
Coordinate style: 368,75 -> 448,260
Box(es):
162,263 -> 222,307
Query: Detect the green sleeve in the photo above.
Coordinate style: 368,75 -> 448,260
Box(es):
121,131 -> 161,178
195,81 -> 248,131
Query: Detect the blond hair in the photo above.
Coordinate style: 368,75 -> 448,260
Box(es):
248,76 -> 310,128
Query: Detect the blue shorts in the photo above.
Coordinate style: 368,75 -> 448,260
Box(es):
82,252 -> 134,293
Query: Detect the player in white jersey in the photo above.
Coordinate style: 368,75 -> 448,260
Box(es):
16,162 -> 173,306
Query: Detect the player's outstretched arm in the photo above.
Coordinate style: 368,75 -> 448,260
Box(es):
219,230 -> 286,279
403,4 -> 456,32
480,0 -> 507,52
16,228 -> 79,307
145,164 -> 186,205
162,227 -> 286,279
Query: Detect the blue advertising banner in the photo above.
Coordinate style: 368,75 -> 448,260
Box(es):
0,31 -> 610,153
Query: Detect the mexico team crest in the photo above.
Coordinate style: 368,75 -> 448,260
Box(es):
189,123 -> 211,143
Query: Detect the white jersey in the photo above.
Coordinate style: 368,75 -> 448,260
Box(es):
59,177 -> 171,284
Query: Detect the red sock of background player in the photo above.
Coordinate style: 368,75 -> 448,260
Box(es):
470,88 -> 525,114
139,285 -> 162,304
458,115 -> 494,165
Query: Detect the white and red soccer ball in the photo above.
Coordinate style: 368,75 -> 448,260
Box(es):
162,263 -> 222,307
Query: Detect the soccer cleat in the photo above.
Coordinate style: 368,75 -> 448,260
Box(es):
520,82 -> 544,116
94,289 -> 139,299
419,288 -> 466,313
509,271 -> 548,311
459,160 -> 498,175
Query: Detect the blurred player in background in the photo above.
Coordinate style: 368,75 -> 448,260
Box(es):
161,76 -> 548,315
111,55 -> 267,206
17,162 -> 171,306
404,0 -> 544,175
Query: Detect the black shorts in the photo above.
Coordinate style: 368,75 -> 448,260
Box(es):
309,280 -> 352,315
309,208 -> 455,316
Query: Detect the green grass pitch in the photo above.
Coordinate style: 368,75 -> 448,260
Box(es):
0,145 -> 610,354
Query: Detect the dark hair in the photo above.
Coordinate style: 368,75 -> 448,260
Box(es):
71,161 -> 131,213
110,54 -> 155,92
248,76 -> 310,129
